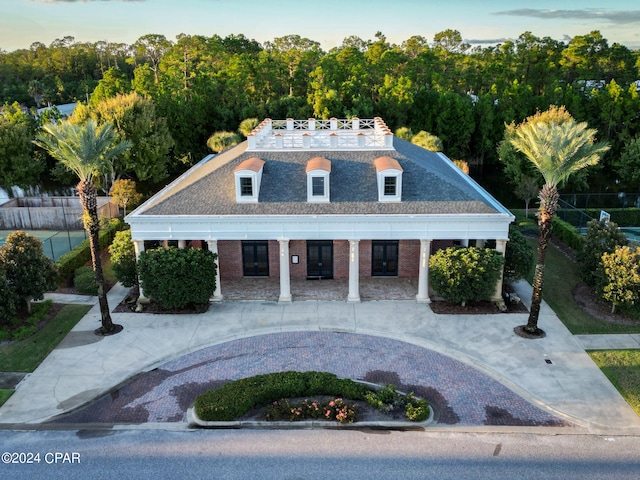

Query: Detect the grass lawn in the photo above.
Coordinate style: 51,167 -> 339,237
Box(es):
0,303 -> 91,372
524,237 -> 640,335
588,350 -> 640,416
0,389 -> 13,407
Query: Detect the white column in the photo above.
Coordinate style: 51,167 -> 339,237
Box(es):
207,240 -> 223,302
133,240 -> 148,302
460,239 -> 469,247
278,239 -> 292,303
475,239 -> 485,248
347,240 -> 360,302
178,240 -> 187,249
416,239 -> 431,303
492,239 -> 508,302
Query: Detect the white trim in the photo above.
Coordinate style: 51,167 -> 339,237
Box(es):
436,152 -> 512,216
233,166 -> 263,203
307,170 -> 330,202
129,213 -> 512,242
376,169 -> 403,202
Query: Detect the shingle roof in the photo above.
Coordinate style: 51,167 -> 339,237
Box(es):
141,137 -> 502,216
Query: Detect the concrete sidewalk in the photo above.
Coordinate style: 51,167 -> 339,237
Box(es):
1,281 -> 639,434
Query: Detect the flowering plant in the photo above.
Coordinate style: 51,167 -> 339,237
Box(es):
265,397 -> 358,423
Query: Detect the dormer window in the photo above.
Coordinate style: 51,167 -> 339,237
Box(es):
374,156 -> 403,202
234,157 -> 265,203
306,157 -> 331,202
384,176 -> 397,196
240,177 -> 253,196
312,176 -> 325,197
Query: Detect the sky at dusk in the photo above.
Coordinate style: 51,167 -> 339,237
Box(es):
1,0 -> 640,52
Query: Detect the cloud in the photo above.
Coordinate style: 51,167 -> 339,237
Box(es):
494,9 -> 640,25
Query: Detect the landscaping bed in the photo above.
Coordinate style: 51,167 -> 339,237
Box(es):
112,286 -> 210,314
192,371 -> 431,427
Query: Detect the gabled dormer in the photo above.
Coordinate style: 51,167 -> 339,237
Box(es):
306,156 -> 331,202
374,156 -> 403,202
233,157 -> 265,203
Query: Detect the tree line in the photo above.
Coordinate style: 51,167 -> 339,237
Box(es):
1,29 -> 640,196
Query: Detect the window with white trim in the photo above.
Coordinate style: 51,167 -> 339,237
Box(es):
305,157 -> 331,203
240,177 -> 253,197
384,176 -> 397,196
374,156 -> 403,202
312,176 -> 325,197
233,157 -> 264,203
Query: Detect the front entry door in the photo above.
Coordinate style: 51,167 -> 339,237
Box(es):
307,241 -> 333,279
242,241 -> 269,276
372,240 -> 399,276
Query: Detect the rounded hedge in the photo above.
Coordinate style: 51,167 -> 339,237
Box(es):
73,266 -> 97,295
429,246 -> 504,305
138,246 -> 217,309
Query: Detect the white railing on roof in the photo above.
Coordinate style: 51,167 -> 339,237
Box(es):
247,118 -> 393,150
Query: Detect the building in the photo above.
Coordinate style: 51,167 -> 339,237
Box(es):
126,118 -> 514,303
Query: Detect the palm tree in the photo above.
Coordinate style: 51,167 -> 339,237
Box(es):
35,119 -> 131,335
238,118 -> 259,138
206,131 -> 241,153
509,106 -> 609,336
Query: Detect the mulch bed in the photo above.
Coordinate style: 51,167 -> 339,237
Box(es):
429,299 -> 528,315
112,286 -> 210,314
573,282 -> 640,326
429,283 -> 529,315
237,395 -> 409,423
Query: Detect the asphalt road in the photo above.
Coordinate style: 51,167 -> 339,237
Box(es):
1,429 -> 638,479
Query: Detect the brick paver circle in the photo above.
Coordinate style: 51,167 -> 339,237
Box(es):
52,332 -> 568,427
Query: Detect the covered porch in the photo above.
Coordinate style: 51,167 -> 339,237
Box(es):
219,276 -> 421,302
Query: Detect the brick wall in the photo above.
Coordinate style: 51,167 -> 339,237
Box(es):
333,240 -> 349,279
218,238 -> 456,281
218,240 -> 243,280
358,240 -> 372,277
289,240 -> 307,278
398,239 -> 420,278
267,240 -> 280,279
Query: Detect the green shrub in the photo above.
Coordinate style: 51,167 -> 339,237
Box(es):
551,217 -> 584,252
0,231 -> 57,314
56,218 -> 125,285
487,226 -> 535,282
404,393 -> 430,421
376,384 -> 397,404
364,387 -> 430,421
584,208 -> 640,227
510,209 -> 538,235
194,371 -> 370,422
0,265 -> 16,326
73,266 -> 97,294
505,226 -> 534,281
109,229 -> 137,287
138,246 -> 217,309
577,219 -> 628,288
601,245 -> 640,314
429,247 -> 504,305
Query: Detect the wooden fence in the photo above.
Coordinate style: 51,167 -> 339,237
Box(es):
0,196 -> 118,230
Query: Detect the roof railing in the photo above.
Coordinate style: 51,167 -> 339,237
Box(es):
247,118 -> 393,150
